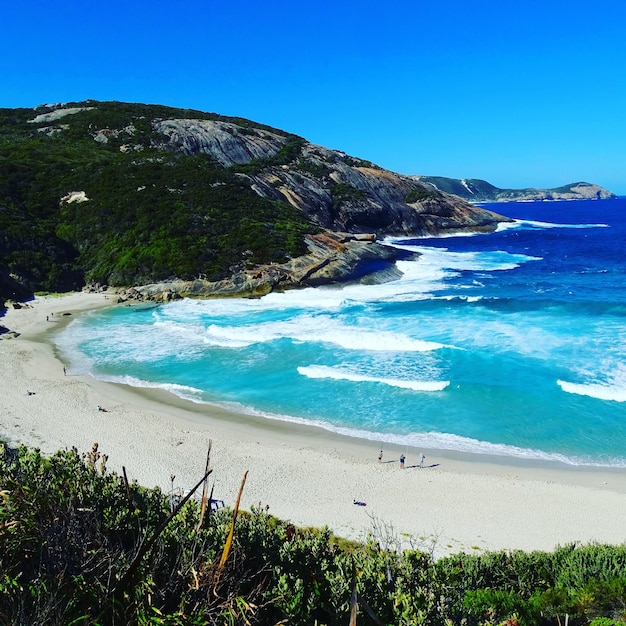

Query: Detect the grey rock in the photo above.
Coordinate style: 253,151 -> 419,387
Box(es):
152,121 -> 510,237
131,232 -> 409,300
153,119 -> 286,166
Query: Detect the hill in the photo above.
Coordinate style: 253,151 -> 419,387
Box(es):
413,175 -> 616,202
0,100 -> 508,305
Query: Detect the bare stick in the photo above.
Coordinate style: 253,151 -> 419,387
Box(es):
113,465 -> 213,596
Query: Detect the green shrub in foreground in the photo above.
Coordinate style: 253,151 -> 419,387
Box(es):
2,441 -> 626,625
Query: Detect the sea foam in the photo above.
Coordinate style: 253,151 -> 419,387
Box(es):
201,315 -> 444,352
389,242 -> 541,272
297,365 -> 449,391
557,380 -> 626,402
88,372 -> 206,402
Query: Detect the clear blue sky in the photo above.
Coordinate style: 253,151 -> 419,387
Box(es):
2,0 -> 625,193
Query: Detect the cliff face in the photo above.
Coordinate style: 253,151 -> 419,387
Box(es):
154,119 -> 285,166
152,118 -> 509,237
413,176 -> 616,203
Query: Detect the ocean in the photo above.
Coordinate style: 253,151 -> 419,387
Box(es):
55,198 -> 626,467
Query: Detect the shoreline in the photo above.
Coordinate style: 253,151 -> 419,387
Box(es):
2,292 -> 625,558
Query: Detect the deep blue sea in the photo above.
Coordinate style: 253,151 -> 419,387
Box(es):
55,198 -> 626,467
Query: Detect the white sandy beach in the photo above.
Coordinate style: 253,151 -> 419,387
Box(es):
1,291 -> 625,558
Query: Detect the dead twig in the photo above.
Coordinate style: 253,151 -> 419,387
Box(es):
195,441 -> 212,532
214,470 -> 248,590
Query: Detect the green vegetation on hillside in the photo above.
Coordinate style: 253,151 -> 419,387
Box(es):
0,101 -> 319,297
405,187 -> 439,203
231,134 -> 307,175
331,181 -> 368,207
1,441 -> 626,625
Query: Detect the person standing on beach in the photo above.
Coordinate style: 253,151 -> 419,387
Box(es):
400,454 -> 405,469
419,453 -> 425,468
378,450 -> 383,463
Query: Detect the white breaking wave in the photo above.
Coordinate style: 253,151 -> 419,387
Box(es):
391,244 -> 541,272
495,220 -> 522,233
153,319 -> 216,346
87,373 -> 206,402
202,323 -> 260,348
557,380 -> 626,402
510,219 -> 609,230
558,362 -> 626,403
297,365 -> 449,391
202,316 -> 444,352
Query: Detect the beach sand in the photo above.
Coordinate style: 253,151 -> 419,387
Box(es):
1,292 -> 625,558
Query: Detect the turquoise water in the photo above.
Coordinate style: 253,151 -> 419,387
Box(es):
55,199 -> 626,466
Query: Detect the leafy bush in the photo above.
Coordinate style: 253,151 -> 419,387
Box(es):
331,182 -> 368,207
3,440 -> 626,625
405,186 -> 438,203
295,158 -> 331,179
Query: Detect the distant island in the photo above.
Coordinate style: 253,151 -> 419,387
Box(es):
412,176 -> 616,203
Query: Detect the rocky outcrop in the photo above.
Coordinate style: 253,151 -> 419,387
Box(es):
0,326 -> 20,340
154,120 -> 510,236
60,191 -> 89,204
551,182 -> 616,200
413,176 -> 616,203
28,106 -> 94,124
5,100 -> 515,303
249,153 -> 508,235
153,119 -> 287,166
127,232 -> 409,301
